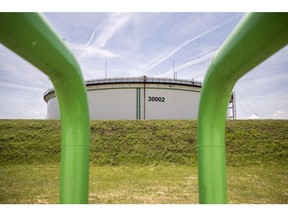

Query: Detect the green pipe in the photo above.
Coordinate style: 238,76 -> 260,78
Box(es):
0,13 -> 90,204
197,13 -> 288,204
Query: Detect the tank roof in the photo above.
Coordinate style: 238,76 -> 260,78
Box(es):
44,76 -> 202,102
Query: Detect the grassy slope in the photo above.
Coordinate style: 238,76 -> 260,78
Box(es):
0,119 -> 287,204
0,119 -> 287,165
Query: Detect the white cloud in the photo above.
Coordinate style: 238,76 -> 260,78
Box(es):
273,110 -> 285,117
68,13 -> 132,60
69,42 -> 117,58
87,13 -> 132,51
246,114 -> 261,119
135,14 -> 242,76
158,51 -> 216,78
137,31 -> 215,75
0,81 -> 45,92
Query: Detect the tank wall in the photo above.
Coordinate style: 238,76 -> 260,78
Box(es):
88,89 -> 136,120
141,88 -> 200,120
47,97 -> 60,119
46,86 -> 200,120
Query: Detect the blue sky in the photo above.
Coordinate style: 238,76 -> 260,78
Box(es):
0,12 -> 287,119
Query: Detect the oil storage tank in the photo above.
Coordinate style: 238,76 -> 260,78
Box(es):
44,76 -> 202,120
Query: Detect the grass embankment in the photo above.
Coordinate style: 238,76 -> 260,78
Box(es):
0,119 -> 287,204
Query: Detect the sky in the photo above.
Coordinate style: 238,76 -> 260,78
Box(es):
0,12 -> 287,119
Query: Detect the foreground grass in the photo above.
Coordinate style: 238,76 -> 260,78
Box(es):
0,164 -> 287,204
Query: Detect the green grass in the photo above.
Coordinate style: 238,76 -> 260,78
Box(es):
1,119 -> 287,166
0,119 -> 287,203
227,164 -> 288,204
0,164 -> 287,204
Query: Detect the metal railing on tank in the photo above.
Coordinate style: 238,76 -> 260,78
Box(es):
85,76 -> 202,87
45,76 -> 202,98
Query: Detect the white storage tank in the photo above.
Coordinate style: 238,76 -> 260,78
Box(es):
44,76 -> 202,120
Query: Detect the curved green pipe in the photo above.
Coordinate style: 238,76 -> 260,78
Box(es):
0,13 -> 90,204
197,13 -> 288,204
